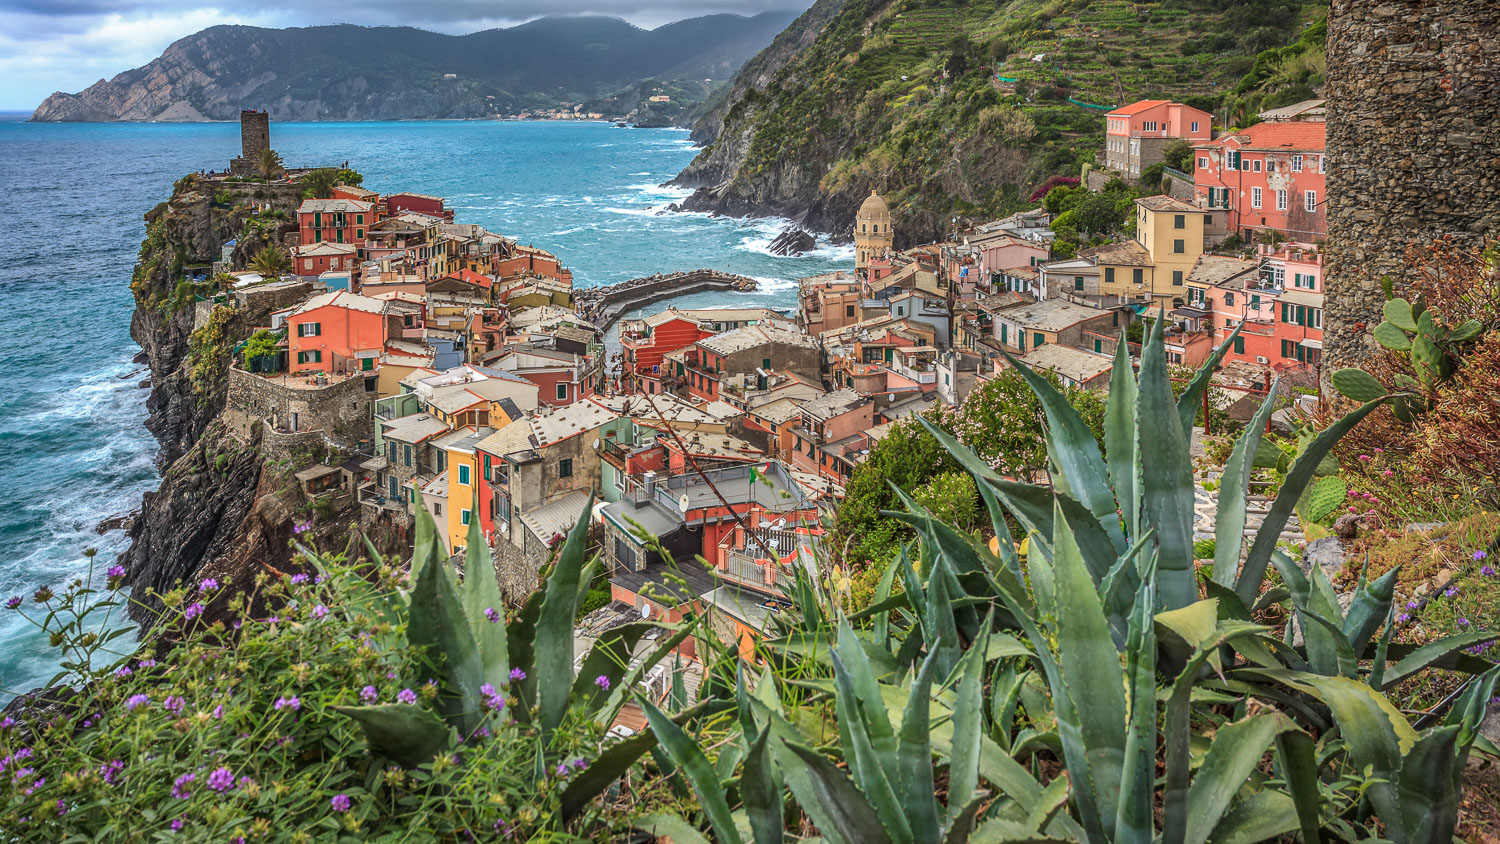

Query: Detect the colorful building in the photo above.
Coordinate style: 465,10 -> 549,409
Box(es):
1104,100 -> 1214,179
1193,121 -> 1327,242
297,198 -> 373,247
285,291 -> 390,374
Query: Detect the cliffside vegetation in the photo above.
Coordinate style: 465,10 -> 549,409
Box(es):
677,0 -> 1327,241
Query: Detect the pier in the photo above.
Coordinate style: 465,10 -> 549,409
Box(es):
575,269 -> 758,329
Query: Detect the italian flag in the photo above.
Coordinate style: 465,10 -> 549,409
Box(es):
748,461 -> 772,483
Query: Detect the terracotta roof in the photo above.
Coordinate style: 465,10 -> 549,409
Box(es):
1199,122 -> 1325,152
1105,99 -> 1170,116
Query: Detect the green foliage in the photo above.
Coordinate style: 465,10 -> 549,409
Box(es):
298,167 -> 365,200
1331,289 -> 1486,421
1162,139 -> 1194,172
255,148 -> 284,182
1300,474 -> 1347,524
241,329 -> 280,372
248,244 -> 291,278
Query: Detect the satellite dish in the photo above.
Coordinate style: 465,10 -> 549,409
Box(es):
640,603 -> 651,619
678,493 -> 690,514
591,438 -> 600,450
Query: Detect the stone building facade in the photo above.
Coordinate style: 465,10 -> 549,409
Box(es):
1322,0 -> 1500,368
224,366 -> 375,448
231,110 -> 271,176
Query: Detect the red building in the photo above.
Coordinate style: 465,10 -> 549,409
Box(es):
619,310 -> 712,391
385,192 -> 453,221
285,291 -> 390,374
1193,122 -> 1327,242
292,242 -> 358,276
297,198 -> 374,247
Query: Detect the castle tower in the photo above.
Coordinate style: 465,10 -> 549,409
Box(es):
240,110 -> 270,161
854,190 -> 894,274
1322,0 -> 1500,370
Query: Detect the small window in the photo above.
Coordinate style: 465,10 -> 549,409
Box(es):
1173,239 -> 1185,254
461,509 -> 471,526
1132,268 -> 1144,285
1252,159 -> 1262,173
1105,267 -> 1116,284
1198,156 -> 1209,169
1276,190 -> 1288,211
433,502 -> 442,516
1233,336 -> 1245,354
1292,154 -> 1303,173
845,304 -> 855,317
1033,332 -> 1045,348
1225,292 -> 1235,306
1252,187 -> 1262,208
1172,270 -> 1183,287
1204,214 -> 1213,224
458,464 -> 470,486
404,445 -> 412,467
558,458 -> 573,479
1174,214 -> 1185,229
1190,121 -> 1200,133
1073,277 -> 1084,291
556,382 -> 568,401
1305,190 -> 1318,212
355,229 -> 363,239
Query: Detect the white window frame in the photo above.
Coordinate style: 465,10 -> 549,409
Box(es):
1198,156 -> 1209,169
1251,187 -> 1262,208
1318,155 -> 1325,173
1276,190 -> 1288,211
1253,159 -> 1262,172
1292,154 -> 1303,172
1305,190 -> 1318,212
1190,121 -> 1200,133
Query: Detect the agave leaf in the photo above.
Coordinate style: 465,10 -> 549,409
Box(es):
948,624 -> 988,821
1212,382 -> 1280,587
640,697 -> 743,844
503,588 -> 545,723
460,511 -> 509,689
779,739 -> 897,844
899,650 -> 942,844
1390,725 -> 1462,844
332,703 -> 451,768
559,697 -> 724,821
1138,308 -> 1197,610
1000,347 -> 1124,554
1236,398 -> 1388,604
1272,729 -> 1323,844
741,725 -> 785,844
406,521 -> 485,736
831,649 -> 912,841
1175,317 -> 1244,435
1206,789 -> 1301,844
535,495 -> 595,737
872,554 -> 901,649
570,621 -> 655,714
1049,498 -> 1126,839
1443,664 -> 1500,740
1182,713 -> 1289,844
1380,630 -> 1500,690
836,617 -> 899,769
926,556 -> 963,681
1342,563 -> 1400,651
1114,572 -> 1157,844
1105,328 -> 1141,539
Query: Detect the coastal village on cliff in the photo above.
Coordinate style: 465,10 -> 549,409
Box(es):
193,98 -> 1332,710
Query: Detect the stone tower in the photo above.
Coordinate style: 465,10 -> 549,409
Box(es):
1322,0 -> 1500,369
854,190 -> 894,273
240,110 -> 270,160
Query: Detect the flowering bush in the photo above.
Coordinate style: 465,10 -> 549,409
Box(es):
0,501 -> 692,840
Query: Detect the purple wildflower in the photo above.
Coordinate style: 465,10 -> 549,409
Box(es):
484,607 -> 500,623
293,521 -> 311,535
5,596 -> 20,610
33,587 -> 53,603
555,762 -> 569,776
238,776 -> 255,790
312,604 -> 328,620
125,694 -> 150,711
509,667 -> 526,682
0,716 -> 12,731
1444,587 -> 1459,598
290,573 -> 308,585
273,696 -> 300,712
1358,454 -> 1371,462
171,773 -> 196,799
330,794 -> 351,813
56,800 -> 66,816
1483,566 -> 1496,577
595,675 -> 610,691
397,688 -> 417,705
263,615 -> 280,625
211,704 -> 223,721
183,603 -> 203,621
360,685 -> 378,703
199,578 -> 218,591
114,666 -> 133,680
1476,550 -> 1489,562
164,696 -> 185,715
572,758 -> 587,769
1406,601 -> 1419,610
138,658 -> 156,669
100,760 -> 125,785
107,565 -> 125,579
1398,613 -> 1411,624
171,818 -> 184,832
1458,618 -> 1471,627
207,767 -> 235,793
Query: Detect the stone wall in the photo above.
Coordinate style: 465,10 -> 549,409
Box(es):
1323,0 -> 1500,369
225,367 -> 375,447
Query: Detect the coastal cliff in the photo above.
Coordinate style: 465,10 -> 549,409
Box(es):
672,0 -> 1325,243
31,14 -> 794,123
119,176 -> 380,623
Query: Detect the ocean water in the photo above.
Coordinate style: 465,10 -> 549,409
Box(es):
0,117 -> 850,700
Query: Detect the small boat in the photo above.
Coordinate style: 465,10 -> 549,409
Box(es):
614,121 -> 628,128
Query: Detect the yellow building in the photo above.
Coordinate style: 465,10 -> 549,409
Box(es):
854,190 -> 894,274
434,426 -> 490,554
1094,196 -> 1207,303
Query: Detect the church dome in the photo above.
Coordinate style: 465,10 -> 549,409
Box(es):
857,190 -> 891,222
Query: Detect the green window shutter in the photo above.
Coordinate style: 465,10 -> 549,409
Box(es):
356,214 -> 364,225
559,458 -> 573,478
1034,332 -> 1045,348
1105,267 -> 1115,283
459,465 -> 470,485
1133,268 -> 1143,284
1094,338 -> 1102,353
361,357 -> 373,371
1173,270 -> 1183,286
296,352 -> 305,364
1233,336 -> 1245,354
1000,323 -> 1008,343
1174,239 -> 1185,254
461,510 -> 470,526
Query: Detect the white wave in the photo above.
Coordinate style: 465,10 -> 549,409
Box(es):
748,276 -> 798,293
602,206 -> 661,218
628,172 -> 652,176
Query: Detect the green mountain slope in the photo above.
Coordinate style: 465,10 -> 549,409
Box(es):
31,13 -> 797,122
673,0 -> 1325,243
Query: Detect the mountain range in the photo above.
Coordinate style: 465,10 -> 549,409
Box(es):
31,12 -> 798,122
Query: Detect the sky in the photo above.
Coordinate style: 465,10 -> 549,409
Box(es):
0,0 -> 809,110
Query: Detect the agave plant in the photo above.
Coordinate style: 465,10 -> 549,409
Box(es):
635,312 -> 1499,844
332,494 -> 719,824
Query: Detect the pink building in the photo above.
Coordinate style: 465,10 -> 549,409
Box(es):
1104,100 -> 1214,179
1193,122 -> 1327,242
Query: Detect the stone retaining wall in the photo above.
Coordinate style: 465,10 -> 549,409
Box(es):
1323,0 -> 1500,370
575,269 -> 759,329
225,367 -> 375,447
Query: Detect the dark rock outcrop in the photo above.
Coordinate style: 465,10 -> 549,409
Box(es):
768,226 -> 817,256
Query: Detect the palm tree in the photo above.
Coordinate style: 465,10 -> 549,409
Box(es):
249,244 -> 291,278
256,148 -> 284,182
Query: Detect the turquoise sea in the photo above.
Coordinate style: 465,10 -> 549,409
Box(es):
0,116 -> 850,700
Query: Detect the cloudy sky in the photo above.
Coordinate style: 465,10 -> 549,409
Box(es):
0,0 -> 807,110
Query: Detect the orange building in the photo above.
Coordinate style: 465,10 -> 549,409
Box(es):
285,291 -> 390,374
